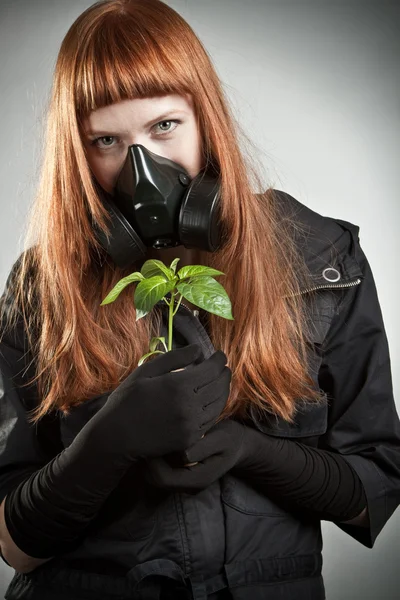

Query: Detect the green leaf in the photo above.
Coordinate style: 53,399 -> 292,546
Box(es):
135,276 -> 177,313
177,265 -> 225,281
169,258 -> 180,274
100,272 -> 144,306
177,276 -> 234,320
138,350 -> 165,366
149,336 -> 168,352
135,308 -> 150,322
141,259 -> 175,281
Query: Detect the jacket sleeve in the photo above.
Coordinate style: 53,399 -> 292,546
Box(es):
317,223 -> 400,549
0,255 -> 63,507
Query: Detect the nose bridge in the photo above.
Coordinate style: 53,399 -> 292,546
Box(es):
125,132 -> 156,154
126,132 -> 143,147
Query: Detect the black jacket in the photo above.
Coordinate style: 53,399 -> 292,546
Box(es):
1,191 -> 399,600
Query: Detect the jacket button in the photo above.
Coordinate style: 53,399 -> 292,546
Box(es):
322,267 -> 341,282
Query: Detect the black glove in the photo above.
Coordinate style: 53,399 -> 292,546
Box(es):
144,418 -> 368,524
144,418 -> 248,493
87,343 -> 231,458
4,343 -> 232,559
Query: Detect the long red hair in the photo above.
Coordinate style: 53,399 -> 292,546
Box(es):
0,0 -> 323,426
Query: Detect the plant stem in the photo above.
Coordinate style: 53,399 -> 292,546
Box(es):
165,290 -> 184,351
168,292 -> 174,351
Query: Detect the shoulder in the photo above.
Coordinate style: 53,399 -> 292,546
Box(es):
270,188 -> 361,254
269,189 -> 363,286
2,247 -> 37,290
0,247 -> 38,344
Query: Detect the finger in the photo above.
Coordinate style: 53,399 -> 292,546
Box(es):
191,350 -> 228,392
197,369 -> 232,429
183,455 -> 226,489
155,459 -> 216,491
184,421 -> 232,463
143,344 -> 203,378
183,433 -> 224,464
147,456 -> 224,492
147,458 -> 203,490
196,365 -> 231,401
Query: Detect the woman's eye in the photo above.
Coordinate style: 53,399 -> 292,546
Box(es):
91,136 -> 117,149
152,119 -> 181,136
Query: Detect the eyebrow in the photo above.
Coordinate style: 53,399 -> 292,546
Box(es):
85,110 -> 188,137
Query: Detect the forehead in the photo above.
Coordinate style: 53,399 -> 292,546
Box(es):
82,94 -> 194,132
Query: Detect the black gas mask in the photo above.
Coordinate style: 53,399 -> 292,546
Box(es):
91,144 -> 223,269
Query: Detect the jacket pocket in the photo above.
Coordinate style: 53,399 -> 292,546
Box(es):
221,473 -> 323,563
221,474 -> 288,517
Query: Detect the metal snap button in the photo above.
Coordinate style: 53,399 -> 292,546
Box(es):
322,267 -> 341,282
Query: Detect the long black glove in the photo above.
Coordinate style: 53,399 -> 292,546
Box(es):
4,344 -> 231,559
144,418 -> 367,523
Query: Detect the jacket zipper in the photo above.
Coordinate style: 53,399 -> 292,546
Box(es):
296,277 -> 362,296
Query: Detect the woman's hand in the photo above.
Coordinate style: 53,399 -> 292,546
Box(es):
86,343 -> 232,460
144,419 -> 250,493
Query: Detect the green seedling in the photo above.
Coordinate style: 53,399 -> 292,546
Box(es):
100,258 -> 234,365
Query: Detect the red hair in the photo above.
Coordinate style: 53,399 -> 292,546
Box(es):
0,0 -> 322,425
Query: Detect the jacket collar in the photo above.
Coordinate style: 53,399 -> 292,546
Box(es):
272,190 -> 364,294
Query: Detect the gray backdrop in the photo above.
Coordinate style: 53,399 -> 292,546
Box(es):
0,1 -> 399,598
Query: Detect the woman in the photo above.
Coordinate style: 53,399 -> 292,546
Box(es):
0,1 -> 399,598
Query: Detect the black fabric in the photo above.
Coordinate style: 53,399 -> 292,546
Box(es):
144,416 -> 367,522
234,426 -> 368,522
3,344 -> 231,559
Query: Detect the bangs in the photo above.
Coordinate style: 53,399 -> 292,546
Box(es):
74,11 -> 197,118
